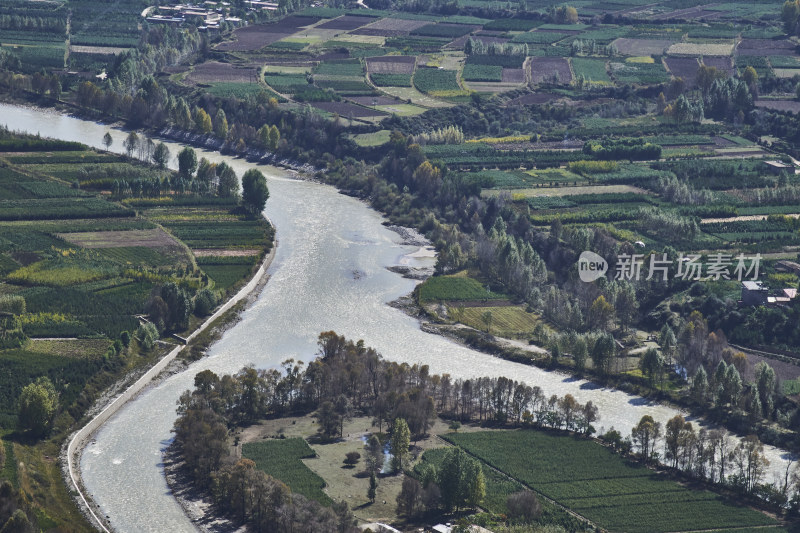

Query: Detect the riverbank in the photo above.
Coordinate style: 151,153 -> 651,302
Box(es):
62,225 -> 278,532
0,92 -> 322,178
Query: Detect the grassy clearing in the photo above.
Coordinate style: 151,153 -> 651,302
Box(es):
451,305 -> 540,338
26,339 -> 112,358
418,272 -> 508,302
374,103 -> 427,116
243,438 -> 332,505
351,130 -> 392,147
445,431 -> 778,533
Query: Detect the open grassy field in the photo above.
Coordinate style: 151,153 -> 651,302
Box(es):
444,431 -> 779,533
418,271 -> 508,302
243,438 -> 333,505
451,305 -> 541,338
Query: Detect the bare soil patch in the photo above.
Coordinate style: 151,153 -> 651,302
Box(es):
366,55 -> 416,74
507,92 -> 561,105
70,45 -> 129,55
502,68 -> 526,83
216,16 -> 319,51
188,61 -> 257,84
612,38 -> 674,56
738,39 -> 796,56
702,55 -> 733,75
665,56 -> 700,86
530,57 -> 572,84
57,228 -> 181,249
192,248 -> 262,257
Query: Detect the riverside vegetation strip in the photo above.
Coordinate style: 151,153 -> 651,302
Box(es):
0,129 -> 273,531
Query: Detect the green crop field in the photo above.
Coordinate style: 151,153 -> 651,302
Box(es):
370,73 -> 413,87
444,431 -> 778,533
418,273 -> 508,302
572,58 -> 611,83
242,438 -> 332,505
454,306 -> 541,337
462,64 -> 503,82
413,68 -> 461,93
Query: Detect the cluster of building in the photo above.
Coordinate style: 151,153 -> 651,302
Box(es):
145,2 -> 279,29
741,279 -> 798,306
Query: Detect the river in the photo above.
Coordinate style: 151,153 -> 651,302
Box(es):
0,103 -> 795,532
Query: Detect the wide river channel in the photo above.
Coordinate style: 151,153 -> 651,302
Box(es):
0,103 -> 796,532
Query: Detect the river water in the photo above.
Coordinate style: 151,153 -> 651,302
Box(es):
0,103 -> 795,532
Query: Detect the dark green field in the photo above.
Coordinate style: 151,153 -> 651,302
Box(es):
444,431 -> 779,533
242,438 -> 332,505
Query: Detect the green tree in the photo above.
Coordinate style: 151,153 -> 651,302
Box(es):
390,418 -> 410,472
194,107 -> 212,134
268,125 -> 280,151
318,401 -> 340,438
368,472 -> 377,503
152,142 -> 170,169
217,162 -> 239,198
123,131 -> 139,158
589,295 -> 615,331
438,447 -> 484,511
241,168 -> 269,214
591,333 -> 616,375
17,377 -> 58,436
639,347 -> 663,387
631,415 -> 661,462
481,310 -> 493,334
365,434 -> 384,475
214,108 -> 229,139
102,132 -> 113,151
691,366 -> 709,405
178,147 -> 197,178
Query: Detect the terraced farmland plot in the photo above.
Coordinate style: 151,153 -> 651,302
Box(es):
462,63 -> 503,81
316,15 -> 377,30
351,17 -> 429,37
738,38 -> 796,56
366,55 -> 416,74
611,37 -> 675,56
572,58 -> 610,84
311,101 -> 387,118
702,55 -> 734,76
411,22 -> 478,38
188,61 -> 257,84
413,67 -> 461,93
216,16 -> 319,51
610,60 -> 669,84
511,31 -> 569,44
665,56 -> 700,86
370,73 -> 413,86
445,431 -> 778,533
529,57 -> 572,84
314,59 -> 364,76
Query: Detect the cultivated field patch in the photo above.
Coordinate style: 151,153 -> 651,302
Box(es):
529,57 -> 571,84
611,37 -> 675,56
668,42 -> 734,56
188,61 -> 257,84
